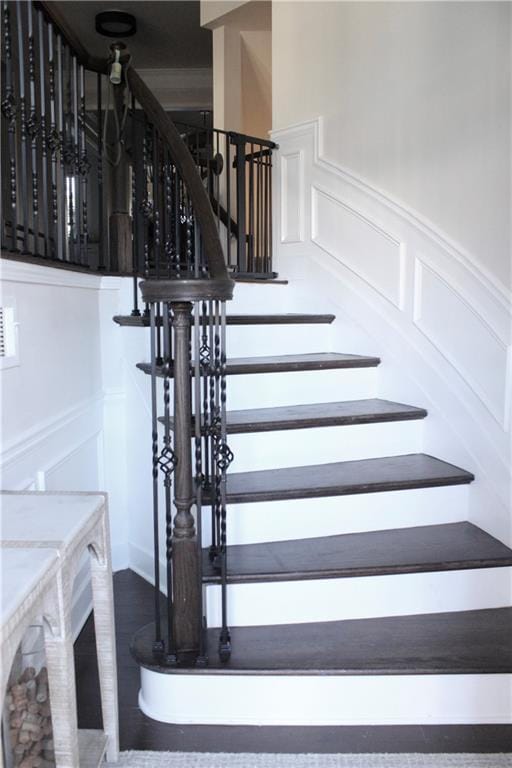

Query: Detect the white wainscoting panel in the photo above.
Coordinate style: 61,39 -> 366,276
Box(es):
312,185 -> 405,308
414,257 -> 510,427
280,151 -> 304,243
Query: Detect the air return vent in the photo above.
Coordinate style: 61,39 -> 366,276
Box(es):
0,302 -> 19,369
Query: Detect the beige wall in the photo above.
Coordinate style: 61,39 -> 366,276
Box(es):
204,0 -> 272,137
272,1 -> 511,290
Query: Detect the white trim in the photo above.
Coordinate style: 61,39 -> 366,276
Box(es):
0,394 -> 104,469
0,259 -> 103,290
272,117 -> 511,311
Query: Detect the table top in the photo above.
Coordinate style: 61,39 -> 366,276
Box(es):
1,547 -> 59,628
0,491 -> 106,552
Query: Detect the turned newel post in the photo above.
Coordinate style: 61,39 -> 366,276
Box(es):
171,301 -> 201,661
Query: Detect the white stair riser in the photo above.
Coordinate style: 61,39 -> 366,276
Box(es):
227,284 -> 292,314
138,671 -> 512,725
226,324 -> 331,357
214,484 -> 470,546
205,567 -> 511,627
227,421 -> 423,473
226,368 -> 378,410
148,368 -> 378,411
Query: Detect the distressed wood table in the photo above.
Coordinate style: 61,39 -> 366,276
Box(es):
1,492 -> 119,767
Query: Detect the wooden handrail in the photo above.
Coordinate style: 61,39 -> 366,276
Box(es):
126,69 -> 232,290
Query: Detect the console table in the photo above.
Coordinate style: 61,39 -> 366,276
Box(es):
1,492 -> 119,767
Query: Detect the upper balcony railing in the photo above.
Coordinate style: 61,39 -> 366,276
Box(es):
1,1 -> 276,287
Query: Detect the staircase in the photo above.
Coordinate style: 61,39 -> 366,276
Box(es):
115,294 -> 512,726
4,0 -> 510,734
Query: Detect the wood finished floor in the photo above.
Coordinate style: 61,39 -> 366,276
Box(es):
74,570 -> 512,753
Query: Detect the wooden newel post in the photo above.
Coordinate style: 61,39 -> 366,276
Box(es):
171,301 -> 201,661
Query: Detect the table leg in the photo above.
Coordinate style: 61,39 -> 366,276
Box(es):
90,517 -> 119,762
43,611 -> 79,768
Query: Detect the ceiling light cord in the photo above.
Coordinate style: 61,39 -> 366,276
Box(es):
102,51 -> 132,168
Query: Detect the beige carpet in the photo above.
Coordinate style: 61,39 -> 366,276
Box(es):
116,753 -> 511,767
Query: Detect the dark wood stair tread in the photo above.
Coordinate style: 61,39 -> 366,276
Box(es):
137,352 -> 380,378
131,607 -> 512,675
159,399 -> 427,434
210,454 -> 474,504
202,522 -> 512,584
114,313 -> 335,327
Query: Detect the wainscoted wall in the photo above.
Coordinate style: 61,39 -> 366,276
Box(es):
0,261 -> 129,638
272,117 -> 512,547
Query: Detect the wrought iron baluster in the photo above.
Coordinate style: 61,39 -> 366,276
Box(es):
16,0 -> 29,253
269,147 -> 273,274
97,74 -> 105,270
27,2 -> 39,255
72,54 -> 81,263
160,302 -> 177,665
193,299 -> 207,664
215,299 -> 232,662
47,23 -> 60,259
226,137 -> 231,267
55,32 -> 66,260
130,96 -> 140,314
152,127 -> 161,279
150,302 -> 164,654
248,142 -> 254,272
2,1 -> 18,251
37,8 -> 49,258
79,63 -> 89,266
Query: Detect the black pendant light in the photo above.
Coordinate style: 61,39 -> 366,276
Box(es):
95,10 -> 137,38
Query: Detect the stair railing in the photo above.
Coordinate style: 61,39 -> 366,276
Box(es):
175,121 -> 277,278
127,68 -> 235,665
2,0 -> 236,665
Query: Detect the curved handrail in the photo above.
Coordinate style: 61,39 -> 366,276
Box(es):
126,68 -> 232,290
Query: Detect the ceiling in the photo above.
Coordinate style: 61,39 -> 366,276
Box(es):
52,1 -> 212,69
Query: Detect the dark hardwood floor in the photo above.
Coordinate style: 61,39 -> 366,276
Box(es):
74,570 -> 512,753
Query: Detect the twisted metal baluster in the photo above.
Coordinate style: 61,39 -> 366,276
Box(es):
194,299 -> 207,665
27,2 -> 39,255
2,2 -> 18,251
160,303 -> 177,665
150,302 -> 164,655
37,9 -> 49,257
72,54 -> 81,263
79,63 -> 90,265
47,24 -> 60,259
55,32 -> 65,260
97,73 -> 105,270
208,299 -> 220,559
217,299 -> 232,662
15,0 -> 29,253
130,95 -> 140,314
152,126 -> 161,279
163,149 -> 173,278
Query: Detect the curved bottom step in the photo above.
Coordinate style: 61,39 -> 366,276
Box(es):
137,670 -> 511,726
132,609 -> 512,725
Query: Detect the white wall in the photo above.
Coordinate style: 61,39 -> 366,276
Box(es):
204,0 -> 272,136
272,0 -> 511,291
0,261 -> 130,635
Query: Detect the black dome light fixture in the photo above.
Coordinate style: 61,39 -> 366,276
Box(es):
95,10 -> 137,38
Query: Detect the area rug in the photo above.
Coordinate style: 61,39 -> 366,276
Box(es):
116,753 -> 511,767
